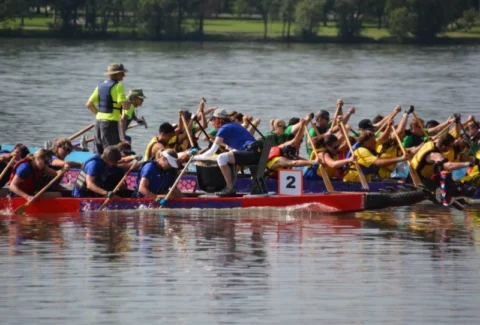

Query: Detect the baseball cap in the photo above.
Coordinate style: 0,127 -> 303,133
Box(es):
213,108 -> 229,119
358,119 -> 374,131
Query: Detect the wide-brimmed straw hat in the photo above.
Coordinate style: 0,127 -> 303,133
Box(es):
104,63 -> 128,76
128,89 -> 146,99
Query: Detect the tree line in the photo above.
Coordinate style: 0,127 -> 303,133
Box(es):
1,0 -> 479,42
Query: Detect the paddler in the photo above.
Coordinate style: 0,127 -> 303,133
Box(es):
144,122 -> 192,161
9,149 -> 65,201
402,116 -> 454,149
121,89 -> 147,141
194,108 -> 264,197
72,146 -> 130,198
265,145 -> 313,178
134,149 -> 182,200
51,138 -> 82,169
265,119 -> 289,146
343,131 -> 409,182
0,144 -> 30,188
85,63 -> 130,154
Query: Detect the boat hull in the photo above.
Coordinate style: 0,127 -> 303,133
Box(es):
0,193 -> 366,215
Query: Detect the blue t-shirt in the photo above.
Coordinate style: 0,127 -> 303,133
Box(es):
216,122 -> 255,151
136,161 -> 176,196
16,161 -> 33,179
72,157 -> 107,197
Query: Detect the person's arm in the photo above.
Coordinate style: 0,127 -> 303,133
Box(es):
342,107 -> 355,125
85,175 -> 109,196
44,166 -> 59,178
51,158 -> 81,169
9,175 -> 34,201
396,111 -> 409,138
372,155 -> 406,168
271,157 -> 311,170
376,121 -> 394,145
195,137 -> 223,159
428,117 -> 455,136
85,87 -> 99,115
138,177 -> 158,200
373,106 -> 402,128
320,152 -> 354,169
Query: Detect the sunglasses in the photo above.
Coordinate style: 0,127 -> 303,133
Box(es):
63,146 -> 73,154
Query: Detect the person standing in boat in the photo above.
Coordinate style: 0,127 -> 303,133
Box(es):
194,108 -> 264,197
121,89 -> 147,143
134,149 -> 182,200
9,149 -> 63,201
0,144 -> 30,188
72,146 -> 129,198
85,63 -> 130,154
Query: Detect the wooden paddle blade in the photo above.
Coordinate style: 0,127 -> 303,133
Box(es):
99,198 -> 111,211
13,204 -> 27,215
318,164 -> 334,193
355,161 -> 370,191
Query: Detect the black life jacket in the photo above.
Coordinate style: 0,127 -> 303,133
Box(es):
98,80 -> 119,114
74,155 -> 108,192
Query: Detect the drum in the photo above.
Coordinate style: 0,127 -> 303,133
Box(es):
195,159 -> 237,193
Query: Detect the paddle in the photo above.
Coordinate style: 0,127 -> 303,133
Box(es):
99,159 -> 138,211
391,125 -> 422,187
375,110 -> 397,136
339,121 -> 370,191
68,123 -> 95,141
411,106 -> 430,140
330,100 -> 343,130
246,118 -> 265,139
180,112 -> 196,148
14,167 -> 67,215
0,156 -> 15,182
158,155 -> 195,207
304,125 -> 334,193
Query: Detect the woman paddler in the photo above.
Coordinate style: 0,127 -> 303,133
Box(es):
134,149 -> 181,200
51,138 -> 82,169
72,146 -> 129,198
194,108 -> 264,197
0,144 -> 30,188
9,149 -> 64,201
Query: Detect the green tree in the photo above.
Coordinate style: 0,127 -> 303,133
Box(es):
295,0 -> 324,39
235,0 -> 279,39
279,0 -> 298,38
388,6 -> 415,41
334,0 -> 375,39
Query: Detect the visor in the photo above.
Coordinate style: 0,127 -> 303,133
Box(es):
162,151 -> 179,168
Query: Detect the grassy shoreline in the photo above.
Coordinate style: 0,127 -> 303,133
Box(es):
2,16 -> 480,45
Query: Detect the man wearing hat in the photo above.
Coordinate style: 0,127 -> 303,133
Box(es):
306,110 -> 331,158
194,108 -> 263,197
121,89 -> 147,139
85,63 -> 130,154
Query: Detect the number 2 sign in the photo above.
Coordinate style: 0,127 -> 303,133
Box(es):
278,170 -> 303,196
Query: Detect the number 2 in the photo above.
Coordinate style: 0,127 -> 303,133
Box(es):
286,176 -> 296,189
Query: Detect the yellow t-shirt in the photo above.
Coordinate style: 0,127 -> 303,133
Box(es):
123,103 -> 135,120
343,147 -> 377,182
89,82 -> 127,122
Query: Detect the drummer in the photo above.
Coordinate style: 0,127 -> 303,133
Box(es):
194,108 -> 264,197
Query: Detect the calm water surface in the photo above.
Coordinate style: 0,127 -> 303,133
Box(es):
1,205 -> 480,324
1,39 -> 480,324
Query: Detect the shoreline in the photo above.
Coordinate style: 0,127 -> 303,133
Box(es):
2,29 -> 480,46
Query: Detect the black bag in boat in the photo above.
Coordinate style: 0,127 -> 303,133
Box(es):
195,159 -> 237,193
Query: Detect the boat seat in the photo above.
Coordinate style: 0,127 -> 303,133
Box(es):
241,138 -> 272,195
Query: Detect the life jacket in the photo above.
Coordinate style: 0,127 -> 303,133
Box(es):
136,159 -> 178,195
376,140 -> 401,178
316,150 -> 341,179
344,146 -> 379,181
166,135 -> 181,152
144,136 -> 158,161
98,80 -> 119,114
411,141 -> 438,179
144,135 -> 181,161
8,157 -> 42,195
74,155 -> 108,193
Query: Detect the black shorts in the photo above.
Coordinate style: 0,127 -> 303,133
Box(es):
94,120 -> 121,154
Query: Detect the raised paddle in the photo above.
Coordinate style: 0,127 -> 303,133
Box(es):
68,123 -> 95,141
99,159 -> 138,211
304,125 -> 334,193
391,125 -> 422,187
339,121 -> 370,191
180,112 -> 196,148
158,155 -> 195,207
14,167 -> 67,215
0,156 -> 16,182
410,106 -> 430,140
246,118 -> 265,139
330,100 -> 343,130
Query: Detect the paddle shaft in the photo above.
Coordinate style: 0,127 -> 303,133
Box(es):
246,119 -> 265,139
162,155 -> 195,204
339,122 -> 370,191
375,110 -> 396,136
412,111 -> 430,140
99,160 -> 137,210
180,113 -> 196,148
304,126 -> 334,193
0,156 -> 15,181
330,103 -> 343,130
14,167 -> 67,214
68,123 -> 95,141
391,125 -> 422,187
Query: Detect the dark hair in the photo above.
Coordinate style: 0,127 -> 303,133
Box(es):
159,122 -> 175,134
14,143 -> 30,159
314,134 -> 338,148
315,110 -> 330,121
183,110 -> 192,120
288,117 -> 300,126
102,146 -> 122,163
358,131 -> 376,144
437,133 -> 455,147
425,120 -> 439,128
372,115 -> 384,124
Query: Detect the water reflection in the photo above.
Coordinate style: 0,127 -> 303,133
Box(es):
1,207 -> 480,324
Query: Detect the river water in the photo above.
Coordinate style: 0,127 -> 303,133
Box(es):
1,39 -> 480,324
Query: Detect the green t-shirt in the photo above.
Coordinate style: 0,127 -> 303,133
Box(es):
402,129 -> 428,148
89,82 -> 127,122
265,131 -> 288,146
285,125 -> 294,136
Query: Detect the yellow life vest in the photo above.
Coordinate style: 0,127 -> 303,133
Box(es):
144,135 -> 181,161
376,141 -> 400,179
316,150 -> 338,178
144,136 -> 158,161
411,141 -> 437,178
265,156 -> 285,178
309,147 -> 324,160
